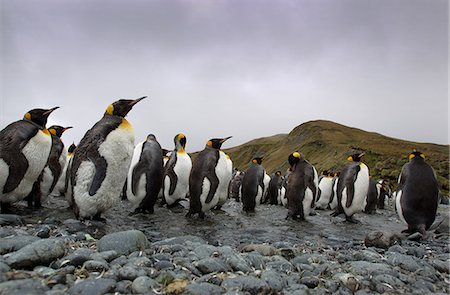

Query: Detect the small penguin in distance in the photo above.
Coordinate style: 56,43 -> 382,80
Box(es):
396,150 -> 439,237
126,134 -> 164,214
64,143 -> 77,207
332,153 -> 369,223
315,170 -> 334,210
241,156 -> 266,212
69,97 -> 146,220
267,171 -> 282,205
285,152 -> 318,220
364,177 -> 379,214
0,107 -> 59,213
162,134 -> 192,207
188,136 -> 232,218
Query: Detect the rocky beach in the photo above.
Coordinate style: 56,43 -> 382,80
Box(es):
0,196 -> 448,295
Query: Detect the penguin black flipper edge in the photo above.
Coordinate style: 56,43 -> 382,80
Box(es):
89,155 -> 108,196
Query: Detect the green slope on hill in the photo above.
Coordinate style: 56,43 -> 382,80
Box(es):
223,120 -> 449,194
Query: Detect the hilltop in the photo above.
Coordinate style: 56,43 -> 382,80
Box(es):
223,120 -> 449,194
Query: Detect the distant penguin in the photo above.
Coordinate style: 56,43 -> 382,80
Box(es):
332,153 -> 369,223
126,134 -> 164,214
396,151 -> 439,236
187,137 -> 232,218
328,172 -> 340,210
267,171 -> 282,205
262,172 -> 271,203
64,143 -> 76,207
70,97 -> 146,220
215,153 -> 233,210
28,125 -> 72,208
0,107 -> 59,213
229,171 -> 244,201
377,180 -> 390,209
241,157 -> 266,212
285,152 -> 318,220
162,134 -> 192,206
364,177 -> 378,214
315,170 -> 334,210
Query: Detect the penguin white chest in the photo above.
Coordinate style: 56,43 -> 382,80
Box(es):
215,151 -> 232,207
342,163 -> 369,217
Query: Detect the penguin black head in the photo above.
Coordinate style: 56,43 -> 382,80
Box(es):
174,133 -> 187,151
288,151 -> 301,166
24,107 -> 59,128
252,156 -> 263,165
105,96 -> 146,117
48,125 -> 72,138
146,134 -> 157,141
347,152 -> 365,162
321,170 -> 328,176
206,136 -> 232,149
409,150 -> 425,160
162,148 -> 171,157
68,143 -> 77,153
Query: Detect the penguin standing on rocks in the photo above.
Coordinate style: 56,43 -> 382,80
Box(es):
396,151 -> 439,237
377,180 -> 390,209
328,171 -> 340,210
187,137 -> 232,218
315,170 -> 334,210
364,177 -> 379,214
229,171 -> 244,201
162,134 -> 192,206
241,156 -> 266,212
28,125 -> 72,208
214,153 -> 233,210
126,134 -> 164,214
285,152 -> 318,220
332,153 -> 369,223
0,107 -> 59,213
64,143 -> 76,207
267,171 -> 282,205
69,97 -> 146,220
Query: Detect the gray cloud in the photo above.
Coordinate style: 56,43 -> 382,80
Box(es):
1,0 -> 448,152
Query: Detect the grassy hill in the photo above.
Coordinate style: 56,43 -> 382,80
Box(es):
223,120 -> 449,194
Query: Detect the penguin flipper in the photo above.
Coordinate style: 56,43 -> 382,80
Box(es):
205,172 -> 219,204
167,166 -> 178,196
88,156 -> 108,196
48,162 -> 62,194
131,160 -> 147,196
3,153 -> 28,194
345,165 -> 360,208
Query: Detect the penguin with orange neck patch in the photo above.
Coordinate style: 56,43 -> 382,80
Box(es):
0,107 -> 59,213
396,151 -> 439,238
69,97 -> 146,221
241,156 -> 266,212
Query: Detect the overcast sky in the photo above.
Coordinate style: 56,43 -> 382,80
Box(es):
1,0 -> 448,152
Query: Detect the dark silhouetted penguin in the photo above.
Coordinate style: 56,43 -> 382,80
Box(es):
64,143 -> 76,207
0,107 -> 59,213
27,125 -> 72,208
364,177 -> 378,214
69,97 -> 146,220
267,171 -> 282,205
396,151 -> 439,237
229,171 -> 244,201
126,134 -> 164,214
328,171 -> 340,210
286,152 -> 318,220
332,153 -> 369,223
162,134 -> 192,206
241,156 -> 266,212
188,137 -> 232,218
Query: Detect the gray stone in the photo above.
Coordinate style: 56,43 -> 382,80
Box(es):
0,214 -> 23,226
118,266 -> 140,281
0,262 -> 10,272
0,235 -> 41,254
34,266 -> 56,277
347,261 -> 394,276
240,244 -> 277,256
282,283 -> 310,295
63,219 -> 88,234
222,275 -> 269,294
97,230 -> 148,255
430,259 -> 450,274
126,256 -> 152,268
0,228 -> 15,238
152,235 -> 206,247
265,255 -> 294,273
242,252 -> 265,270
193,244 -> 217,259
185,282 -> 224,295
53,253 -> 91,268
388,245 -> 408,254
196,257 -> 229,274
110,255 -> 128,267
371,274 -> 405,293
0,278 -> 49,294
4,238 -> 65,269
82,260 -> 109,272
154,260 -> 174,270
352,249 -> 383,263
115,280 -> 132,294
224,253 -> 252,272
67,278 -> 116,295
300,276 -> 319,289
364,231 -> 401,249
260,270 -> 285,291
152,253 -> 172,261
132,276 -> 158,294
90,250 -> 119,262
385,252 -> 420,272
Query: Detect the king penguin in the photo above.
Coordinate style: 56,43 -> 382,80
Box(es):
267,171 -> 282,205
28,125 -> 72,208
396,151 -> 439,237
69,97 -> 146,220
315,170 -> 334,210
328,171 -> 340,210
364,177 -> 378,214
214,152 -> 233,210
126,134 -> 164,214
64,143 -> 76,207
162,134 -> 192,206
332,153 -> 369,223
0,107 -> 59,213
241,156 -> 266,212
187,137 -> 232,218
285,152 -> 318,220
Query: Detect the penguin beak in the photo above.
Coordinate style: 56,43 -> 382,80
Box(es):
220,136 -> 232,143
359,152 -> 365,158
62,126 -> 73,133
129,96 -> 147,106
43,106 -> 60,116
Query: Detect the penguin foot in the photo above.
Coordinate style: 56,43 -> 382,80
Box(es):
309,210 -> 317,216
134,207 -> 154,214
92,213 -> 106,222
345,216 -> 360,224
0,202 -> 13,214
330,210 -> 341,217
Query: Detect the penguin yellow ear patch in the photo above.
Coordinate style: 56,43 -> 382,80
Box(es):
408,154 -> 414,160
49,128 -> 57,136
293,152 -> 300,158
106,104 -> 114,115
24,112 -> 31,120
207,140 -> 212,147
420,153 -> 425,159
252,159 -> 257,164
347,156 -> 353,161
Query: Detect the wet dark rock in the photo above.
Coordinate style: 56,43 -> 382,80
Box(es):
193,244 -> 217,259
370,274 -> 405,293
97,230 -> 148,255
154,260 -> 174,270
265,255 -> 294,273
388,244 -> 408,254
0,278 -> 49,294
300,276 -> 320,288
0,214 -> 23,226
364,231 -> 401,249
221,275 -> 269,294
82,260 -> 109,272
34,266 -> 57,277
90,250 -> 119,262
153,252 -> 172,261
114,280 -> 132,294
282,283 -> 310,295
0,235 -> 41,254
132,276 -> 158,293
118,266 -> 141,281
4,238 -> 65,269
261,270 -> 285,291
196,257 -> 229,274
63,219 -> 87,234
412,278 -> 435,293
242,252 -> 265,270
353,249 -> 383,263
223,253 -> 252,272
430,259 -> 450,274
385,251 -> 420,272
67,278 -> 116,295
110,255 -> 128,267
278,247 -> 296,260
347,261 -> 393,276
152,235 -> 206,246
0,262 -> 10,272
185,282 -> 224,295
240,244 -> 277,256
35,225 -> 51,238
404,245 -> 427,259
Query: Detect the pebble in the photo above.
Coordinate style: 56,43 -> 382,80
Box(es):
131,276 -> 158,294
184,282 -> 225,295
67,278 -> 116,295
97,230 -> 149,255
0,235 -> 41,254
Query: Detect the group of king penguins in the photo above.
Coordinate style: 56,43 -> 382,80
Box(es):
0,97 -> 441,238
